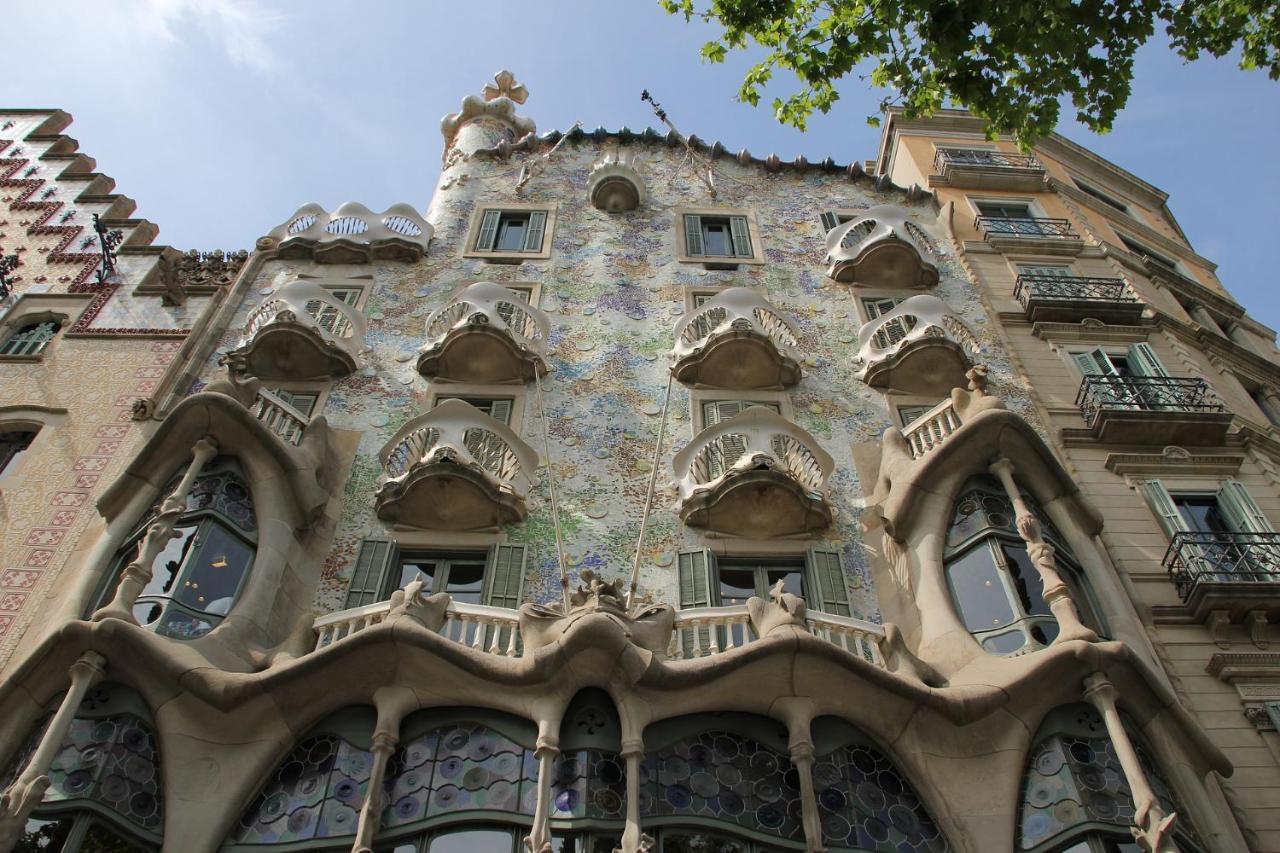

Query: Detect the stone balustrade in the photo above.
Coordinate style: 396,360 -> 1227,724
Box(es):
670,604 -> 885,663
900,398 -> 963,459
314,599 -> 522,656
670,287 -> 801,389
265,202 -> 433,263
248,387 -> 312,446
417,281 -> 550,383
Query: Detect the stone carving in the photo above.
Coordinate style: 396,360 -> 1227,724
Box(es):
149,249 -> 248,305
484,69 -> 528,104
386,577 -> 450,632
441,70 -> 537,159
265,203 -> 432,264
519,570 -> 675,656
588,150 -> 646,212
746,578 -> 808,638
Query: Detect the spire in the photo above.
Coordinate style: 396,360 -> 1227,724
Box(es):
440,69 -> 537,163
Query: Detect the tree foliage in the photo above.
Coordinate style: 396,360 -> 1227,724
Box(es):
660,0 -> 1279,146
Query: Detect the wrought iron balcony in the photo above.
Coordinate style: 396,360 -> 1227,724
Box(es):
417,281 -> 550,383
226,280 -> 366,380
932,148 -> 1046,191
670,287 -> 802,389
673,406 -> 833,537
975,216 -> 1077,239
1013,274 -> 1144,324
1075,375 -> 1232,445
375,398 -> 538,530
824,205 -> 940,288
266,202 -> 433,263
1163,531 -> 1280,617
853,294 -> 979,394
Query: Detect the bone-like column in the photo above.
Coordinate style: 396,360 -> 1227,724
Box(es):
791,739 -> 827,853
0,652 -> 107,852
525,731 -> 559,853
616,736 -> 654,853
93,436 -> 219,624
351,730 -> 397,853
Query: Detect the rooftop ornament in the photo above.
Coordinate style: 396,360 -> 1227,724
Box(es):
641,89 -> 717,198
0,249 -> 18,301
92,213 -> 123,285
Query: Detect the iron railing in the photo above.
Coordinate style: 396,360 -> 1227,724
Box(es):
1162,531 -> 1280,601
1014,275 -> 1135,307
975,216 -> 1078,239
934,148 -> 1042,172
1076,376 -> 1224,427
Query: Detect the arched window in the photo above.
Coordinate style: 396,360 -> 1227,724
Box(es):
95,458 -> 257,640
0,427 -> 37,478
1018,704 -> 1202,853
945,475 -> 1099,656
1,320 -> 60,357
1,682 -> 163,852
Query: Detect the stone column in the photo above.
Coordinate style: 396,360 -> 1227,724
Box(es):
1187,302 -> 1223,336
791,740 -> 827,853
989,458 -> 1097,644
0,652 -> 107,852
351,730 -> 397,853
1256,387 -> 1280,429
525,733 -> 559,853
616,736 -> 652,853
92,437 -> 218,624
1083,673 -> 1180,853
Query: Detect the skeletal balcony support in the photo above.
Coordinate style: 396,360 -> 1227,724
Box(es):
524,726 -> 559,853
0,651 -> 107,851
616,736 -> 654,853
1083,673 -> 1180,853
989,457 -> 1098,644
351,687 -> 414,853
92,437 -> 219,624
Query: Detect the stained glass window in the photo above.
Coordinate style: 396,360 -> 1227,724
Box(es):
0,320 -> 60,357
813,743 -> 948,852
1018,705 -> 1202,852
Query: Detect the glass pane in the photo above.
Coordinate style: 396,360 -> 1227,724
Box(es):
428,828 -> 514,853
1001,543 -> 1051,617
138,525 -> 199,598
717,568 -> 757,606
444,560 -> 485,605
77,822 -> 151,853
947,545 -> 1016,631
496,216 -> 527,251
764,568 -> 804,599
155,609 -> 215,640
660,832 -> 748,853
701,220 -> 731,256
13,818 -> 73,853
1174,496 -> 1229,533
398,560 -> 439,593
981,630 -> 1028,655
173,523 -> 254,616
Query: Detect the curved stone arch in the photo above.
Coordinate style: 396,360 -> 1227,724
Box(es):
0,404 -> 66,485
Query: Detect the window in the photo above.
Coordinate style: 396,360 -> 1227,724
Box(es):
1072,344 -> 1178,410
896,403 -> 938,427
1072,178 -> 1130,214
0,428 -> 37,479
1117,234 -> 1180,273
1071,344 -> 1168,380
696,399 -> 782,479
436,396 -> 513,425
819,211 -> 854,231
342,542 -> 527,611
396,553 -> 487,605
96,459 -> 256,640
676,209 -> 763,265
676,547 -> 852,627
466,206 -> 554,260
860,296 -> 917,348
305,285 -> 361,337
0,319 -> 60,357
976,201 -> 1034,219
715,560 -> 805,606
1139,479 -> 1280,581
1016,263 -> 1074,279
945,475 -> 1099,656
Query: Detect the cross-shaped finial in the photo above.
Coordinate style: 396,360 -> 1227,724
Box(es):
483,70 -> 528,104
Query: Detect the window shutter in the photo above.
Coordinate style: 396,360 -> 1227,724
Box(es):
483,544 -> 527,609
684,215 -> 704,256
1138,481 -> 1190,538
677,548 -> 716,656
819,212 -> 841,232
523,210 -> 547,252
476,210 -> 501,251
344,539 -> 398,609
487,398 -> 513,426
805,548 -> 852,616
1072,348 -> 1115,376
729,216 -> 752,258
1216,480 -> 1275,534
1127,343 -> 1169,378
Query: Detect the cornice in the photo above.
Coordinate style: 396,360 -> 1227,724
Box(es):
1104,450 -> 1244,477
1153,314 -> 1280,388
1207,652 -> 1280,682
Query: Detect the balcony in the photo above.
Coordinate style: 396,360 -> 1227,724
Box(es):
225,280 -> 366,380
825,205 -> 940,288
853,294 -> 978,395
315,598 -> 523,656
673,406 -> 833,538
417,281 -> 550,383
1075,376 -> 1233,445
265,202 -> 433,263
1014,274 -> 1145,324
588,151 -> 645,212
974,216 -> 1083,255
248,388 -> 313,446
1163,532 -> 1280,622
931,148 -> 1046,191
374,398 -> 538,530
671,604 -> 884,664
670,287 -> 801,389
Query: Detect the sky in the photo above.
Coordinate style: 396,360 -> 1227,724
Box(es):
3,0 -> 1278,327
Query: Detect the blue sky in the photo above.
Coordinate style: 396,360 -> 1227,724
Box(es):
4,0 -> 1278,328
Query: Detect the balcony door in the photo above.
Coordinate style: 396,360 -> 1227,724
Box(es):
1073,344 -> 1170,410
1141,480 -> 1280,585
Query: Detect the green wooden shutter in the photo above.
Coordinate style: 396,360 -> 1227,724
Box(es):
819,212 -> 841,232
1138,481 -> 1190,538
344,539 -> 398,609
1216,480 -> 1275,534
483,544 -> 527,609
1073,348 -> 1115,376
677,548 -> 716,656
476,210 -> 501,251
523,210 -> 547,252
1127,343 -> 1169,378
684,215 -> 704,256
805,548 -> 852,616
487,398 -> 513,426
729,216 -> 752,257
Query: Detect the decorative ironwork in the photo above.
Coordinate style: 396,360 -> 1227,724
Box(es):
934,147 -> 1041,171
92,213 -> 124,285
1014,275 -> 1135,306
0,250 -> 18,301
1075,376 -> 1224,427
1162,531 -> 1280,601
974,216 -> 1078,239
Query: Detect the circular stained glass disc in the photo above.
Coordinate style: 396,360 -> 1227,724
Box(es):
690,771 -> 718,798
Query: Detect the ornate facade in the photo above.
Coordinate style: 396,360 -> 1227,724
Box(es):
1,76 -> 1278,853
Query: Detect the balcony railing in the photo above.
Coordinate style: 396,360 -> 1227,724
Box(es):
975,216 -> 1078,240
232,279 -> 366,380
1014,275 -> 1133,305
1076,376 -> 1225,426
266,202 -> 433,263
670,604 -> 885,665
901,398 -> 963,459
671,288 -> 801,389
824,205 -> 940,288
314,599 -> 522,656
248,388 -> 311,446
1162,531 -> 1280,602
418,281 -> 550,383
934,148 -> 1042,171
854,294 -> 978,392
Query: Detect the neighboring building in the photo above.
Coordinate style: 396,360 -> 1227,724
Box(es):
0,76 -> 1276,853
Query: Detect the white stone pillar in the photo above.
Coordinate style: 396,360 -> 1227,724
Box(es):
93,437 -> 218,624
525,732 -> 559,853
791,739 -> 827,853
0,652 -> 107,852
1083,673 -> 1180,853
616,736 -> 653,853
989,458 -> 1097,644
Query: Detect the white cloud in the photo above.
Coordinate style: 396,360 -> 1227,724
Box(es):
132,0 -> 286,74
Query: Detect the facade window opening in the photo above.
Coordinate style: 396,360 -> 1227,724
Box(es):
304,285 -> 362,337
683,214 -> 753,259
1,320 -> 60,357
474,209 -> 548,255
397,554 -> 487,605
0,428 -> 37,479
716,561 -> 805,607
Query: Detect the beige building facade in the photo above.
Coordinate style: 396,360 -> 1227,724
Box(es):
0,78 -> 1277,853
